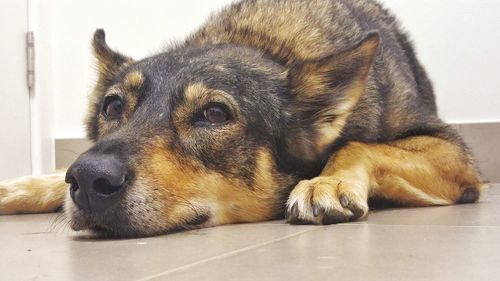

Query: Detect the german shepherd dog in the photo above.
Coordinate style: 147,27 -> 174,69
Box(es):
0,0 -> 484,237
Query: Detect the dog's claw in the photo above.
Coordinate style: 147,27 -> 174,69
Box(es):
312,204 -> 322,217
347,204 -> 365,219
339,194 -> 350,207
290,202 -> 299,219
322,209 -> 347,225
340,193 -> 365,219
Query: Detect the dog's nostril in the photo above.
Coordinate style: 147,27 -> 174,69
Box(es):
70,182 -> 79,192
93,178 -> 124,196
68,176 -> 79,192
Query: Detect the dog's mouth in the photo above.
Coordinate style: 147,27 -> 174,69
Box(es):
67,207 -> 133,237
66,200 -> 212,238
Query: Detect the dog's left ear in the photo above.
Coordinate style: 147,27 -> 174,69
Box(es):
92,29 -> 133,84
286,32 -> 380,161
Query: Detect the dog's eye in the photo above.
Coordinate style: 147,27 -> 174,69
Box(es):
204,105 -> 229,124
103,96 -> 123,118
198,104 -> 230,125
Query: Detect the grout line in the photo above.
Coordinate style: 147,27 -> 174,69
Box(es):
133,227 -> 321,281
347,222 -> 500,229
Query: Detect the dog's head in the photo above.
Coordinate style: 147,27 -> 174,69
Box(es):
65,29 -> 379,237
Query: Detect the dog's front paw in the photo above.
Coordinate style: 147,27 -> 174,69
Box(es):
286,176 -> 369,225
0,174 -> 67,215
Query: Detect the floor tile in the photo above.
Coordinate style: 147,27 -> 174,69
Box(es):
358,185 -> 500,227
0,220 -> 315,281
1,186 -> 498,281
164,224 -> 500,281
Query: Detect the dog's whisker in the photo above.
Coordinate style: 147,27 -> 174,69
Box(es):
169,194 -> 201,217
48,212 -> 69,234
61,149 -> 80,157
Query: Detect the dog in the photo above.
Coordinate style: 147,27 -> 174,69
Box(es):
0,0 -> 485,237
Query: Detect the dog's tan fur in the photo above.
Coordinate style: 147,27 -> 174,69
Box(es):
0,173 -> 66,215
288,136 -> 485,224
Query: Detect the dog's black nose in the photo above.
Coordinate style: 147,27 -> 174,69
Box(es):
66,154 -> 128,213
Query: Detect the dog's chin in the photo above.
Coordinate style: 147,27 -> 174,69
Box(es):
69,215 -> 170,238
65,206 -> 160,238
69,214 -> 138,238
65,203 -> 211,238
70,216 -> 208,238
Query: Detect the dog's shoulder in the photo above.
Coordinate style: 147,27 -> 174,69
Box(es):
184,0 -> 394,63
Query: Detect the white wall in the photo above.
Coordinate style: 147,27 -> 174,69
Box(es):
38,0 -> 500,142
381,0 -> 500,123
45,0 -> 234,139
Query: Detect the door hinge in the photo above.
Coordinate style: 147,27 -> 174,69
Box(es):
26,31 -> 35,90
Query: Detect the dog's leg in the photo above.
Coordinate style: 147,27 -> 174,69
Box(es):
0,172 -> 67,214
286,136 -> 484,224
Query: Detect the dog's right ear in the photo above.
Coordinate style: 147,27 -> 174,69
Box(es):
86,29 -> 133,142
92,29 -> 133,83
284,32 -> 380,163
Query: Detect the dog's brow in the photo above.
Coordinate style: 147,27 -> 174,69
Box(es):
184,83 -> 209,102
122,71 -> 145,91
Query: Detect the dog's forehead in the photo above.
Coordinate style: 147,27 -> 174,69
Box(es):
98,45 -> 289,141
131,45 -> 283,82
115,46 -> 284,106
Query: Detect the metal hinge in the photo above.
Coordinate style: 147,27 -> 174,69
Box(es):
26,31 -> 35,90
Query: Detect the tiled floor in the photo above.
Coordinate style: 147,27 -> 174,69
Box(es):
1,185 -> 499,281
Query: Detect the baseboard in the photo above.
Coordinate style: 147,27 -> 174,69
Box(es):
55,122 -> 500,182
54,138 -> 92,171
451,123 -> 499,182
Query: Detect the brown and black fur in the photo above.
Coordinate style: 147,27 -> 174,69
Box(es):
0,0 -> 484,236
